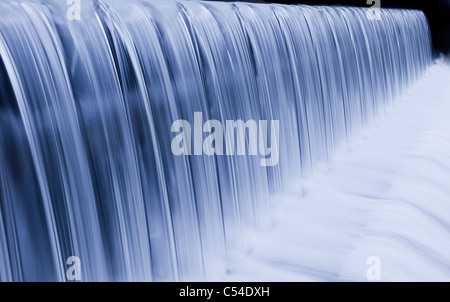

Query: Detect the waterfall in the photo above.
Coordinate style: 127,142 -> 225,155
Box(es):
0,0 -> 431,281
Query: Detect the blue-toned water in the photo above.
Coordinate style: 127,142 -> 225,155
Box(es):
0,0 -> 431,281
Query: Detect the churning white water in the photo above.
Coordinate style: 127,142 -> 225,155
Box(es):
225,59 -> 450,282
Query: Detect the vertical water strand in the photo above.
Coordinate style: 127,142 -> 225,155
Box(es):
94,0 -> 180,281
258,4 -> 305,188
179,0 -> 285,263
229,2 -> 294,195
0,3 -> 62,281
324,7 -> 361,143
198,1 -> 266,249
0,115 -> 21,281
311,7 -> 349,159
141,0 -> 216,280
221,2 -> 274,230
0,44 -> 21,281
175,0 -> 257,266
49,0 -> 155,280
98,0 -> 229,279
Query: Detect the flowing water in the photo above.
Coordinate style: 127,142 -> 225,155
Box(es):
0,0 -> 431,281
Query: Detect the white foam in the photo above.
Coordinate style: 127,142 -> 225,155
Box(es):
224,59 -> 450,281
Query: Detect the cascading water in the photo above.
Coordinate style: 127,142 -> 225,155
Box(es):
0,0 -> 431,281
